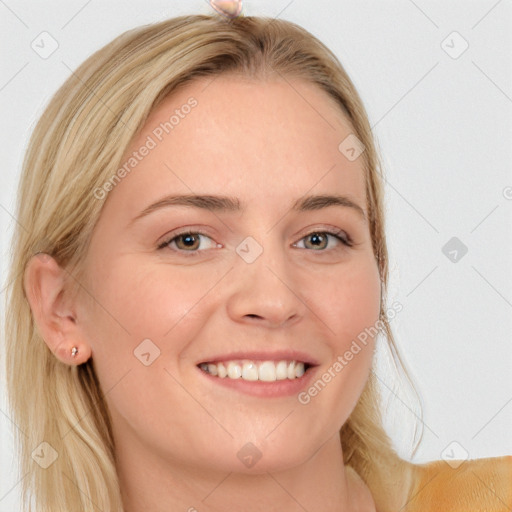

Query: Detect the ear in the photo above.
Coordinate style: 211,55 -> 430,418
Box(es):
23,252 -> 91,365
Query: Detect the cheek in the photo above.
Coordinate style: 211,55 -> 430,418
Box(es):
299,256 -> 380,423
332,260 -> 380,380
80,257 -> 222,378
313,255 -> 381,349
84,257 -> 204,335
79,259 -> 217,434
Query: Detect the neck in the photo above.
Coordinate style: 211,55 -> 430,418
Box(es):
114,428 -> 375,512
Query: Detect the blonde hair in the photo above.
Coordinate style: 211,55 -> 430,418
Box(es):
4,14 -> 424,511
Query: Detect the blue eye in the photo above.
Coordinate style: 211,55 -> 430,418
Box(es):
157,229 -> 353,256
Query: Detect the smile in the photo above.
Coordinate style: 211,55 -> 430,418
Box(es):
198,360 -> 310,382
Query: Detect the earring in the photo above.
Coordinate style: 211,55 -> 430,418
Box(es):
71,346 -> 78,358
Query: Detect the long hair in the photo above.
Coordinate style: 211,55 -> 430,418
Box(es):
3,14 -> 423,511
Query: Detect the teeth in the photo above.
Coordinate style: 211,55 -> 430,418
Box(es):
242,362 -> 259,381
217,362 -> 227,378
258,361 -> 276,381
287,361 -> 295,379
276,360 -> 288,380
227,361 -> 242,379
295,362 -> 305,377
199,360 -> 308,381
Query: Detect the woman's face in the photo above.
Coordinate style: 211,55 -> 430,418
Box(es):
75,74 -> 381,474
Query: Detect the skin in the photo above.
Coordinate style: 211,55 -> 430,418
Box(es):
24,74 -> 380,511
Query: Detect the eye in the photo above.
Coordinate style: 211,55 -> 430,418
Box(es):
157,228 -> 353,256
157,230 -> 217,255
294,230 -> 353,251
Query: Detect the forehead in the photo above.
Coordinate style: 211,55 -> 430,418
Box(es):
105,74 -> 367,216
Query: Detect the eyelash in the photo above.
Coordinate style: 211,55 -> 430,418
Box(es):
157,228 -> 354,256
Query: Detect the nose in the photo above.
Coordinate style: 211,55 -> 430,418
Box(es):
225,239 -> 307,329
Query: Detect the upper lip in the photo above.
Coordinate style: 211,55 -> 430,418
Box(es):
197,350 -> 320,367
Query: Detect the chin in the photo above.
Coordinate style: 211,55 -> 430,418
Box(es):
196,436 -> 318,475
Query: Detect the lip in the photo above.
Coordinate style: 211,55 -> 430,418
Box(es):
195,352 -> 320,398
196,364 -> 318,398
196,350 -> 320,366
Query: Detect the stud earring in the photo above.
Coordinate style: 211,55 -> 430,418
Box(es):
71,346 -> 78,358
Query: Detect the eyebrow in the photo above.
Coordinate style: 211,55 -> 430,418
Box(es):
129,193 -> 367,225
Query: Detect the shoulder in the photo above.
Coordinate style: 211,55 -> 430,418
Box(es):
403,455 -> 512,512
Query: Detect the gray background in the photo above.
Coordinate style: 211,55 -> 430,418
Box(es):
1,1 -> 511,509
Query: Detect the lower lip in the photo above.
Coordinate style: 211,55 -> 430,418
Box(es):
196,365 -> 318,398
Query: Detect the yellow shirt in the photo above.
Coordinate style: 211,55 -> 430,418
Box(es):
403,455 -> 512,511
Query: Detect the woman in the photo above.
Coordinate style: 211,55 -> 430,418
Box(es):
4,13 -> 511,512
